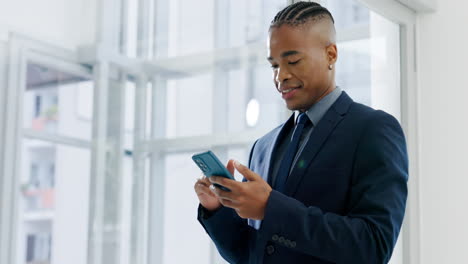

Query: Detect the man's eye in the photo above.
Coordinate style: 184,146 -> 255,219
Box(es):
288,60 -> 300,65
270,64 -> 279,69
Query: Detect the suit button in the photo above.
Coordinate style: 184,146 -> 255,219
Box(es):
278,236 -> 285,243
291,241 -> 296,248
272,234 -> 279,241
266,245 -> 275,255
285,239 -> 291,247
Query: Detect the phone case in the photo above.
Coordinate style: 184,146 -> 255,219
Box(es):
192,150 -> 234,191
192,150 -> 234,179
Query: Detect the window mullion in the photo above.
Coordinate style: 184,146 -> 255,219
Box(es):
211,1 -> 231,263
87,61 -> 110,264
0,37 -> 27,264
129,74 -> 150,264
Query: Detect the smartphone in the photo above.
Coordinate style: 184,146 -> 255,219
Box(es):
192,150 -> 234,191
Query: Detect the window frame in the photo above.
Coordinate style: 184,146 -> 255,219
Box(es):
0,33 -> 94,264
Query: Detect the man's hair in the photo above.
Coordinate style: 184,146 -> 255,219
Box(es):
270,1 -> 335,28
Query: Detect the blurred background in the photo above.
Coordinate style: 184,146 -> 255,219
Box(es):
0,0 -> 466,263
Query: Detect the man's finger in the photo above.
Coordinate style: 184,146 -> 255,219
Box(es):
196,179 -> 209,187
209,175 -> 237,189
211,184 -> 237,201
219,198 -> 237,209
201,175 -> 211,184
195,182 -> 217,197
226,159 -> 235,176
234,160 -> 260,181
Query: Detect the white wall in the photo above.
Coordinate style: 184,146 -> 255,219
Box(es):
0,0 -> 96,49
417,0 -> 468,263
0,42 -> 6,176
0,39 -> 7,247
370,12 -> 401,121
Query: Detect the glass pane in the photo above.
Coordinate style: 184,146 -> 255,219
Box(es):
162,0 -> 287,57
115,77 -> 154,151
17,139 -> 90,264
23,63 -> 93,140
164,65 -> 285,139
167,0 -> 215,57
322,0 -> 370,32
125,0 -> 139,58
227,0 -> 287,47
227,65 -> 284,134
166,74 -> 213,138
163,152 -> 212,264
323,0 -> 401,120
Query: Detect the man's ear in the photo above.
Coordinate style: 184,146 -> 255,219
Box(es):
326,43 -> 338,65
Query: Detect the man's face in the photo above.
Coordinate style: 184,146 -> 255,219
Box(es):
267,23 -> 336,111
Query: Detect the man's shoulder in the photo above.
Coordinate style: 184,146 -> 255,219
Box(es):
345,102 -> 404,143
332,91 -> 398,125
346,101 -> 399,126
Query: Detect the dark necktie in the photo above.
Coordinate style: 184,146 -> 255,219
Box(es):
274,112 -> 310,193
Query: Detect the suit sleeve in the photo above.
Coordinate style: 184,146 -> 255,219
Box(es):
197,140 -> 259,263
197,205 -> 251,263
259,111 -> 408,263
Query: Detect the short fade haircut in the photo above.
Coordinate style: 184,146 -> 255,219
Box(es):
270,1 -> 335,28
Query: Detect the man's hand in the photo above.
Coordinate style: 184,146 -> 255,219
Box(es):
209,160 -> 272,220
194,176 -> 222,211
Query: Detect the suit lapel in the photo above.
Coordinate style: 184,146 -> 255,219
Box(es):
283,92 -> 353,196
261,113 -> 295,185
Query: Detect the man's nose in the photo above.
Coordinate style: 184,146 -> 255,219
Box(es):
275,67 -> 292,83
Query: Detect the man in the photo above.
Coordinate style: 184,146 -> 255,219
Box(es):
194,2 -> 408,263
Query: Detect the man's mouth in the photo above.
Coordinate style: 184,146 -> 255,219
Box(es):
280,86 -> 300,93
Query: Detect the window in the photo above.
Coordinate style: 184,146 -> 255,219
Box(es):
321,0 -> 401,118
23,63 -> 93,140
13,58 -> 93,264
19,139 -> 91,264
25,233 -> 51,264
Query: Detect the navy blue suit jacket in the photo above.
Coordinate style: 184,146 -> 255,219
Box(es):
198,92 -> 408,264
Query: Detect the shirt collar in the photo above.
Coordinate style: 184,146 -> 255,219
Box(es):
295,86 -> 343,126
